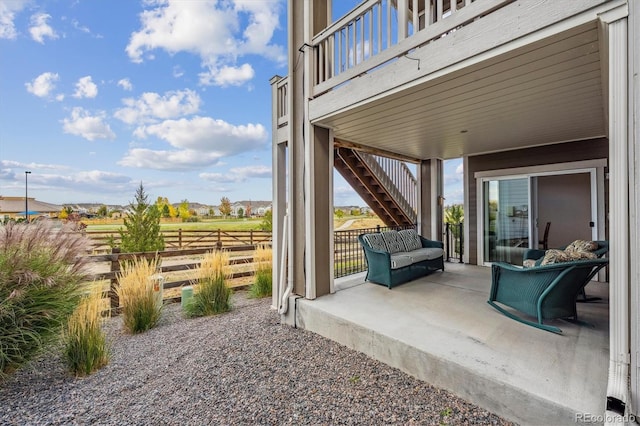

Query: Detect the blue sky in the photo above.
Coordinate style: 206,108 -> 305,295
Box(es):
0,0 -> 462,208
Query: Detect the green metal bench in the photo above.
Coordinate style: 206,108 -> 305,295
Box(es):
487,257 -> 609,333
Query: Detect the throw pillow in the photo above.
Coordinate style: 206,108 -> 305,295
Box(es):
540,249 -> 571,265
565,240 -> 598,253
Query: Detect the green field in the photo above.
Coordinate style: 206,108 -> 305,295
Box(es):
85,218 -> 266,232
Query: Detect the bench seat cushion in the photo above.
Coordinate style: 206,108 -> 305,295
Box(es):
390,253 -> 413,269
408,247 -> 445,263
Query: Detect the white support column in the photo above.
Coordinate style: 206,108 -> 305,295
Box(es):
463,156 -> 470,264
629,0 -> 640,416
600,4 -> 631,422
430,158 -> 444,242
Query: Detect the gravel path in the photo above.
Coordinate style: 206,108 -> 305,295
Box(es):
0,292 -> 515,425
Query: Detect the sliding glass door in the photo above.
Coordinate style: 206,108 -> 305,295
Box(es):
483,177 -> 530,265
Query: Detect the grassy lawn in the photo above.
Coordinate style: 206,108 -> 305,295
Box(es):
85,218 -> 266,232
85,215 -> 385,232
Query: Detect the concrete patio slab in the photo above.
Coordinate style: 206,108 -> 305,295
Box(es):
291,263 -> 609,425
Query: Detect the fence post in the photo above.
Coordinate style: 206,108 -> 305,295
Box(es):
109,247 -> 121,311
250,229 -> 253,245
218,229 -> 221,246
445,223 -> 450,262
458,222 -> 464,263
178,228 -> 182,249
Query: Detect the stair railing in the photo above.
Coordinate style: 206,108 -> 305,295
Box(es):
358,152 -> 417,223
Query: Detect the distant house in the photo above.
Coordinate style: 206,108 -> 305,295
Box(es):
0,196 -> 61,221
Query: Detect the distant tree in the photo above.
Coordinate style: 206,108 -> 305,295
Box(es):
209,208 -> 215,216
58,209 -> 69,220
259,210 -> 272,232
335,209 -> 344,219
178,200 -> 191,221
155,197 -> 171,218
219,197 -> 232,218
237,208 -> 244,219
119,183 -> 164,253
350,208 -> 360,216
96,205 -> 108,217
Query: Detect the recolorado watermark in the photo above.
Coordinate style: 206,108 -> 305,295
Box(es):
575,412 -> 637,423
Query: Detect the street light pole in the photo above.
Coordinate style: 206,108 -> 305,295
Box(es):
25,171 -> 31,223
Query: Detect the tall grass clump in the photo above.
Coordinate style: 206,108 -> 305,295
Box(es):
249,244 -> 272,298
116,257 -> 162,333
64,283 -> 110,376
184,250 -> 231,318
0,221 -> 90,379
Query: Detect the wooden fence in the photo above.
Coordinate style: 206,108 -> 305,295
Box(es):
85,229 -> 272,253
86,245 -> 264,312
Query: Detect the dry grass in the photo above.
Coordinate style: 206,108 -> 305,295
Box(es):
249,244 -> 272,298
64,283 -> 110,376
116,257 -> 162,333
183,250 -> 232,317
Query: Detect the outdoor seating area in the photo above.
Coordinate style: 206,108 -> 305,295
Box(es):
303,263 -> 609,425
488,239 -> 609,333
358,229 -> 444,288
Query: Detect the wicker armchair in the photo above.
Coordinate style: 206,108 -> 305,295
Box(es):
487,257 -> 609,333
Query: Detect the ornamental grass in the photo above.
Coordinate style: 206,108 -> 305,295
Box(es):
249,244 -> 272,298
116,257 -> 162,334
183,250 -> 232,318
64,283 -> 110,376
0,221 -> 89,379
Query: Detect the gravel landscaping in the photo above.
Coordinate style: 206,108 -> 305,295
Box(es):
0,292 -> 515,425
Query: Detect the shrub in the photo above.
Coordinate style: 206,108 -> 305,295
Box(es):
119,183 -> 165,253
249,244 -> 272,298
0,221 -> 90,379
184,250 -> 232,318
64,283 -> 110,376
116,257 -> 162,333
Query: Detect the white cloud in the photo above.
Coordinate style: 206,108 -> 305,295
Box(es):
126,0 -> 284,86
456,162 -> 463,174
25,72 -> 59,98
114,89 -> 200,125
73,76 -> 98,99
29,12 -> 58,44
0,0 -> 28,40
118,148 -> 223,170
200,165 -> 271,183
62,107 -> 116,141
199,63 -> 254,87
120,116 -> 267,171
117,78 -> 133,91
0,159 -> 70,171
135,116 -> 267,153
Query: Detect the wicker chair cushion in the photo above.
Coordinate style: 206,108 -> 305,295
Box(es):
398,229 -> 422,251
362,233 -> 387,251
381,231 -> 406,254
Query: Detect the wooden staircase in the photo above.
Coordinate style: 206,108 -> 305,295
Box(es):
334,147 -> 417,227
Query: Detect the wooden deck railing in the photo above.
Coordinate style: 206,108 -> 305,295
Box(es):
311,0 -> 513,95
